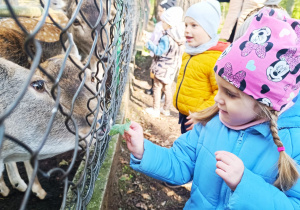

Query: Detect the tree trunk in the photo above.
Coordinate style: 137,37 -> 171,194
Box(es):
286,0 -> 295,16
154,0 -> 159,21
177,0 -> 204,13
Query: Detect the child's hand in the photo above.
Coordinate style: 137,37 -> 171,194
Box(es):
215,151 -> 244,191
142,30 -> 152,44
185,115 -> 196,131
142,35 -> 148,44
141,30 -> 148,43
123,121 -> 144,160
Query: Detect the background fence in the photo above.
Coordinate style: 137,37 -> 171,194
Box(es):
0,0 -> 143,209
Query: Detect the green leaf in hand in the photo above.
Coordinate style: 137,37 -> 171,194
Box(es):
109,118 -> 131,136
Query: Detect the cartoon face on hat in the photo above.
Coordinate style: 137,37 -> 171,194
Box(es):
266,48 -> 300,82
239,27 -> 273,59
218,44 -> 232,60
214,7 -> 300,111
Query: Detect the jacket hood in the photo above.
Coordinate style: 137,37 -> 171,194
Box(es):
278,95 -> 300,129
166,22 -> 185,45
208,41 -> 230,52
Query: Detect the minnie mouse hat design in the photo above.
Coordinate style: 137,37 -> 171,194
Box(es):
215,7 -> 300,111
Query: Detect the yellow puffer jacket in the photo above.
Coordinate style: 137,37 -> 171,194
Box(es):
173,48 -> 224,116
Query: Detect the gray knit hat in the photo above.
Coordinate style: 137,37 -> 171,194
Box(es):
160,0 -> 177,10
185,0 -> 221,38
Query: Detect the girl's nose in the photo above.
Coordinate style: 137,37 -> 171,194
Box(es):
214,92 -> 224,105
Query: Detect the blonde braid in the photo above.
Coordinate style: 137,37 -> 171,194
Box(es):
269,110 -> 299,191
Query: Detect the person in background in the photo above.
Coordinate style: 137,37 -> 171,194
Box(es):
144,0 -> 179,95
233,0 -> 287,41
219,0 -> 282,43
173,0 -> 229,134
124,7 -> 300,209
144,6 -> 185,118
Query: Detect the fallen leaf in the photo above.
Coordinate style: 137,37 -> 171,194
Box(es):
119,174 -> 129,181
162,187 -> 176,197
119,157 -> 129,164
141,193 -> 151,200
143,132 -> 152,138
150,186 -> 156,191
161,201 -> 166,206
134,64 -> 141,70
133,181 -> 140,185
58,159 -> 69,166
174,194 -> 183,202
127,189 -> 134,194
136,202 -> 148,209
167,191 -> 175,196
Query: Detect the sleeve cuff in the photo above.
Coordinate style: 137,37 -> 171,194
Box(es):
130,153 -> 142,164
146,41 -> 152,50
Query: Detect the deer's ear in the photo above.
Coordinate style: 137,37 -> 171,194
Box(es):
70,45 -> 81,61
64,33 -> 81,61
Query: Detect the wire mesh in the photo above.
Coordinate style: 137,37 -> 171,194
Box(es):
0,0 -> 141,209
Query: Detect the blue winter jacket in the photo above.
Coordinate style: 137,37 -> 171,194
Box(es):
130,97 -> 300,209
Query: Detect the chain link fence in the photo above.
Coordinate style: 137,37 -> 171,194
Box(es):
0,0 -> 142,209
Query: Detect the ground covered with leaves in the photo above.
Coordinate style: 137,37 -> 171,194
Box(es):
103,53 -> 191,209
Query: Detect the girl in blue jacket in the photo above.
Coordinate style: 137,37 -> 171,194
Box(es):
123,7 -> 300,209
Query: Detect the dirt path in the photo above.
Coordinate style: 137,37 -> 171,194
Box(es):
104,53 -> 190,209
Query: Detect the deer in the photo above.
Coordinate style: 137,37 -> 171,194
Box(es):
0,0 -> 109,199
64,0 -> 109,81
0,4 -> 72,199
0,0 -> 109,78
0,51 -> 102,199
42,0 -> 110,80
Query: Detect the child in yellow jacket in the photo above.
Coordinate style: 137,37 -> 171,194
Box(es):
173,0 -> 229,133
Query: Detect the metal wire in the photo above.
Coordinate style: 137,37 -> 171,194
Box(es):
0,0 -> 144,209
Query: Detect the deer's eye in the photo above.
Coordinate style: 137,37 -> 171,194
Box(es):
73,18 -> 80,26
31,80 -> 45,92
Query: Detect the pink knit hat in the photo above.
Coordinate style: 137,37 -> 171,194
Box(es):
215,7 -> 300,111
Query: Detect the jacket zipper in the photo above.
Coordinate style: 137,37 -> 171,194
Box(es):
233,131 -> 245,155
238,131 -> 244,143
224,131 -> 245,208
175,55 -> 193,110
